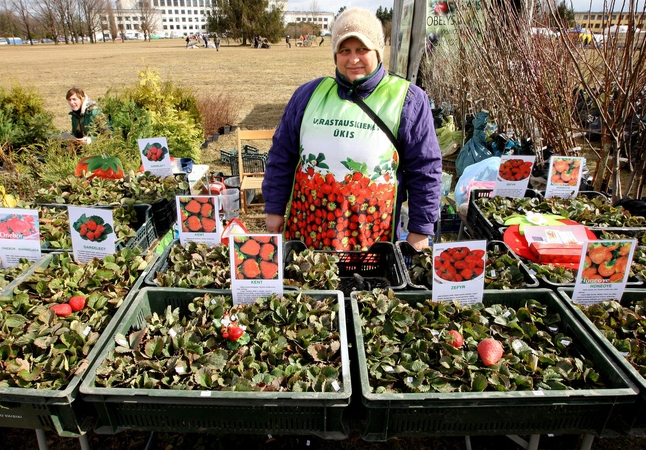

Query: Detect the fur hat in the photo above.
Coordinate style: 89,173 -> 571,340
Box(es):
331,8 -> 385,62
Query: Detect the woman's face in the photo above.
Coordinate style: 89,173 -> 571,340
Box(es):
335,37 -> 379,82
67,94 -> 83,111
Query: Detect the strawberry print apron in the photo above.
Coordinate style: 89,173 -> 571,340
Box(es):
285,76 -> 409,250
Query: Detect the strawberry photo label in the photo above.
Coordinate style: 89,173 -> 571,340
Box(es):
571,239 -> 636,305
0,208 -> 41,268
544,156 -> 585,199
68,206 -> 116,263
138,137 -> 173,178
492,155 -> 535,198
230,234 -> 283,305
432,240 -> 487,305
176,195 -> 222,246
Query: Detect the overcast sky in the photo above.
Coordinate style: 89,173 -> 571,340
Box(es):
284,0 -> 643,14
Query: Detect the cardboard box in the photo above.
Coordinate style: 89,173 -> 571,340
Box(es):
529,242 -> 583,264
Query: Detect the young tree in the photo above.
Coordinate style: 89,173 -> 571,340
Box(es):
106,2 -> 117,42
138,0 -> 160,41
11,0 -> 35,44
208,0 -> 282,45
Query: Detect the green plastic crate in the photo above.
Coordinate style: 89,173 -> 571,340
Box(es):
557,288 -> 646,436
351,289 -> 638,441
0,251 -> 157,437
79,287 -> 351,440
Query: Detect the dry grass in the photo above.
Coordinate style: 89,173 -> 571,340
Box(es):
0,40 -> 389,171
0,40 -> 354,132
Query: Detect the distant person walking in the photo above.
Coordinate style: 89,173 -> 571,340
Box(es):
319,36 -> 324,46
286,35 -> 291,48
203,33 -> 209,48
215,34 -> 220,51
185,36 -> 190,48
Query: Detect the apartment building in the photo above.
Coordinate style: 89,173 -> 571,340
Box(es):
573,11 -> 645,31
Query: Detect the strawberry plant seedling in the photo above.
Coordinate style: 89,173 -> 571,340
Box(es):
95,292 -> 344,392
355,289 -> 607,394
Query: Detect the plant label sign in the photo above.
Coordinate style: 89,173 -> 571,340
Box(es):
230,234 -> 282,305
0,208 -> 41,268
176,195 -> 222,246
138,137 -> 173,178
571,240 -> 636,305
68,206 -> 116,263
492,155 -> 535,198
432,240 -> 486,305
544,156 -> 585,199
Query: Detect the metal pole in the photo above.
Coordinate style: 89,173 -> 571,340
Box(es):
35,429 -> 48,450
79,434 -> 91,450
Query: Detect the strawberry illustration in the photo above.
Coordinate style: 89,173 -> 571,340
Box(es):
477,338 -> 504,366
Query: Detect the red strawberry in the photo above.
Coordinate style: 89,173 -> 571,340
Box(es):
239,239 -> 261,256
259,260 -> 278,279
477,338 -> 504,366
240,259 -> 260,278
447,330 -> 463,348
68,295 -> 86,312
227,325 -> 244,341
259,243 -> 275,261
201,217 -> 217,233
184,200 -> 201,214
50,303 -> 72,317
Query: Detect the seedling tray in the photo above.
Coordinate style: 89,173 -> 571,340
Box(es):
557,288 -> 646,436
144,174 -> 190,239
351,289 -> 637,441
80,287 -> 351,439
0,251 -> 157,437
466,189 -> 543,241
284,240 -> 407,296
39,204 -> 155,253
144,239 -> 298,291
396,240 -> 539,290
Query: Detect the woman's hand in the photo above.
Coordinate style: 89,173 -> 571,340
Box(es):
407,232 -> 431,251
266,214 -> 285,233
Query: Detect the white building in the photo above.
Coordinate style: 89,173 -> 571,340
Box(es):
283,10 -> 334,33
101,0 -> 332,39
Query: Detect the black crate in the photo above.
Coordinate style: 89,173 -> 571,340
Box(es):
283,240 -> 406,296
396,240 -> 539,290
467,189 -> 543,241
436,212 -> 461,234
229,153 -> 268,177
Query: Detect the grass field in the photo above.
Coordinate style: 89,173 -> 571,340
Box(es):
0,39 -> 352,133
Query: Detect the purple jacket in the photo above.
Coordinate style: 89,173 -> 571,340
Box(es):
262,64 -> 442,238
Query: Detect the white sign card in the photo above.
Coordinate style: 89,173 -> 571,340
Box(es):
523,225 -> 588,245
492,155 -> 535,198
571,240 -> 636,305
137,137 -> 174,178
68,206 -> 116,263
432,240 -> 487,305
176,195 -> 222,246
544,156 -> 585,199
230,234 -> 283,305
0,208 -> 41,268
